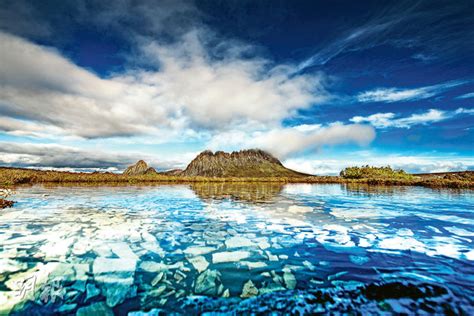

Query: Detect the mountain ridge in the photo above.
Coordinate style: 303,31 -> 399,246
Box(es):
180,149 -> 308,177
122,160 -> 157,176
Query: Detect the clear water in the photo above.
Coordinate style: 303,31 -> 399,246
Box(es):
1,183 -> 473,315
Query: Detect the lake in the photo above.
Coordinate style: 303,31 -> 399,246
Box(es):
1,183 -> 473,314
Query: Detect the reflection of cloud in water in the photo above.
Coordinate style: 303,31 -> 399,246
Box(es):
0,183 -> 473,314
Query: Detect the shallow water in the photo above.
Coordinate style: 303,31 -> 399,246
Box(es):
1,183 -> 473,314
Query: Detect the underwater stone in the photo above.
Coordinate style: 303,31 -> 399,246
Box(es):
0,259 -> 27,273
288,205 -> 313,214
187,256 -> 209,273
139,261 -> 182,273
128,308 -> 164,315
57,304 -> 77,312
77,301 -> 114,316
86,283 -> 101,301
93,258 -> 136,275
195,269 -> 220,295
148,285 -> 167,297
110,242 -> 139,260
303,260 -> 316,271
96,276 -> 136,307
241,280 -> 259,298
259,283 -> 286,295
183,246 -> 215,256
283,272 -> 296,289
212,251 -> 250,264
225,236 -> 255,248
239,261 -> 267,269
265,251 -> 279,261
151,272 -> 164,286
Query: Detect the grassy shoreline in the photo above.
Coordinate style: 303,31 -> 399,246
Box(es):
1,167 -> 473,189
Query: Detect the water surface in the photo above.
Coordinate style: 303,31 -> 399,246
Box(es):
1,183 -> 473,314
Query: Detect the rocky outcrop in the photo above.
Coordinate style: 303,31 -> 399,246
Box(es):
181,149 -> 308,177
160,169 -> 183,176
0,199 -> 14,209
0,189 -> 14,209
123,160 -> 157,176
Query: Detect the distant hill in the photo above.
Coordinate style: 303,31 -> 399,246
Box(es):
123,160 -> 157,176
180,149 -> 309,177
160,169 -> 183,176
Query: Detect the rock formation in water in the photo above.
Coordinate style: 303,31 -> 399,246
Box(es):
0,199 -> 14,209
181,149 -> 308,177
123,160 -> 157,176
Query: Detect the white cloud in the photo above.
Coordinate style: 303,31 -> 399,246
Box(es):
356,81 -> 466,103
350,108 -> 472,129
456,92 -> 474,99
0,30 -> 328,139
285,155 -> 474,175
0,142 -> 187,171
207,123 -> 375,159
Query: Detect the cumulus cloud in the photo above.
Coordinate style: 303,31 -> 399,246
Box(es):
0,30 -> 328,138
350,108 -> 473,129
355,81 -> 466,103
207,123 -> 375,158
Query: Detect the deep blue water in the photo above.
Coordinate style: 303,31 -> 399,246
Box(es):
0,183 -> 473,315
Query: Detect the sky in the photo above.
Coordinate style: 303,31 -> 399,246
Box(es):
0,0 -> 473,174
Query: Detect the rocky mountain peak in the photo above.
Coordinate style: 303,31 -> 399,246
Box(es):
123,160 -> 157,176
181,149 -> 305,177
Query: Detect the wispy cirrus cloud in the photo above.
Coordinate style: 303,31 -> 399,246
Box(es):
297,1 -> 474,71
350,107 -> 473,129
456,92 -> 474,99
355,81 -> 467,103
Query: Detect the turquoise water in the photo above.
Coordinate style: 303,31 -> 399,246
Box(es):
0,183 -> 473,314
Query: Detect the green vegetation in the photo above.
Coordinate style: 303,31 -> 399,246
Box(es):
0,166 -> 472,189
340,165 -> 414,180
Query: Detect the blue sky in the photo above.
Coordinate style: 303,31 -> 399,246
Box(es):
0,0 -> 473,174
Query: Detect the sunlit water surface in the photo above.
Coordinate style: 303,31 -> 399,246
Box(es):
1,183 -> 473,315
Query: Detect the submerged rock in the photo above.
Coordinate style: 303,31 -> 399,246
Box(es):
183,246 -> 215,256
128,308 -> 164,316
212,251 -> 250,264
85,283 -> 101,301
241,280 -> 259,298
195,270 -> 221,295
139,261 -> 182,273
283,272 -> 297,289
288,205 -> 313,214
187,256 -> 209,273
77,301 -> 114,316
93,258 -> 136,275
225,236 -> 255,248
151,272 -> 165,286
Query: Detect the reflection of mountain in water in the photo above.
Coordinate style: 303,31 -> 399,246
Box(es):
190,182 -> 284,203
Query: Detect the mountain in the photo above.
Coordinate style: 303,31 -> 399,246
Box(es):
123,160 -> 157,176
160,169 -> 183,176
180,149 -> 309,177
